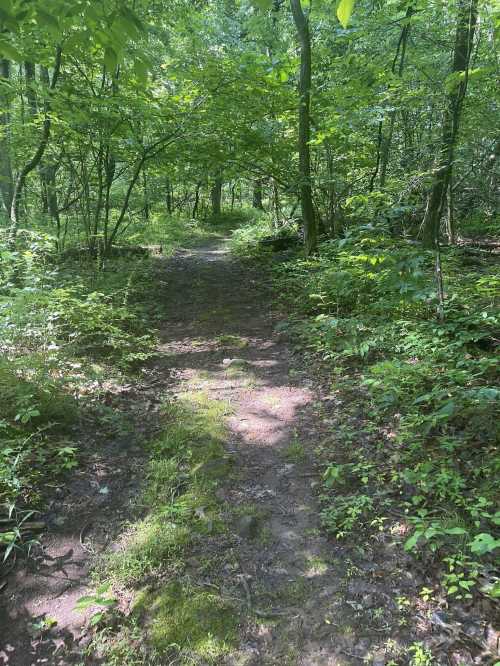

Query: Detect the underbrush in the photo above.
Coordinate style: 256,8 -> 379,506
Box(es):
0,229 -> 160,559
262,224 -> 499,600
122,213 -> 216,250
229,211 -> 299,256
87,391 -> 238,664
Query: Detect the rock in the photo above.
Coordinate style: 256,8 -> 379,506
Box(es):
372,651 -> 386,666
236,515 -> 260,539
53,515 -> 67,527
223,358 -> 249,368
215,488 -> 226,500
485,625 -> 500,654
362,593 -> 375,608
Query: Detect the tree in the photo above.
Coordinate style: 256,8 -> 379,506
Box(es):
422,0 -> 479,248
290,0 -> 317,255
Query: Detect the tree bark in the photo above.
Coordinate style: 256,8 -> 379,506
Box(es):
252,178 -> 264,209
422,0 -> 478,248
379,5 -> 413,188
192,181 -> 202,218
290,0 -> 317,255
8,46 -> 62,247
211,176 -> 222,216
0,59 -> 14,217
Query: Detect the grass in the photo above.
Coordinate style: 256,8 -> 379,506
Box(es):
133,582 -> 237,661
91,390 -> 239,663
282,434 -> 307,463
216,334 -> 249,350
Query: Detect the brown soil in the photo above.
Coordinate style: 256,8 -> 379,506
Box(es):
1,239 -> 496,666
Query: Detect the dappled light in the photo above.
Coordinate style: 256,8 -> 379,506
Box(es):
1,0 -> 498,663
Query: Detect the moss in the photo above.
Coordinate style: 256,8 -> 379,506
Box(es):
95,389 -> 237,657
103,517 -> 191,586
282,436 -> 306,463
134,582 -> 238,661
217,334 -> 249,350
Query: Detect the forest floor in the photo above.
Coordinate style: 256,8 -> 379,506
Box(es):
0,238 -> 485,665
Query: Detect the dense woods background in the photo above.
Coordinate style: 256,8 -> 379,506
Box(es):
0,0 -> 498,661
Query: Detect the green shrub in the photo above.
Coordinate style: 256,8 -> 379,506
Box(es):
273,225 -> 500,593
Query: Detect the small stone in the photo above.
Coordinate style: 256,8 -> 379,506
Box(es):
362,593 -> 375,608
372,651 -> 386,666
236,515 -> 259,539
222,358 -> 249,368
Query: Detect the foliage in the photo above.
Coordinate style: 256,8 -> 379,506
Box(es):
0,229 -> 160,550
265,223 -> 499,594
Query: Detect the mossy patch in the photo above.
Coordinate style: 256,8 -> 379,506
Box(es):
134,582 -> 238,661
282,434 -> 306,463
217,334 -> 249,350
92,389 -> 237,661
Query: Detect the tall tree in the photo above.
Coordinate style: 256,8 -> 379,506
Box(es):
422,0 -> 479,248
0,59 -> 14,217
290,0 -> 317,255
8,46 -> 62,246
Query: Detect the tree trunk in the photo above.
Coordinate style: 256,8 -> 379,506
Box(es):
142,168 -> 149,221
192,181 -> 202,218
211,176 -> 222,216
0,59 -> 14,217
166,178 -> 172,213
44,163 -> 61,248
8,46 -> 62,247
379,5 -> 413,188
252,178 -> 264,209
422,0 -> 478,248
290,0 -> 317,255
24,62 -> 38,117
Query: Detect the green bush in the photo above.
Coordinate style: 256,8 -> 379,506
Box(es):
273,225 -> 500,595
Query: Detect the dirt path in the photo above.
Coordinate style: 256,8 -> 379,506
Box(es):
144,239 -> 421,665
1,238 -> 426,665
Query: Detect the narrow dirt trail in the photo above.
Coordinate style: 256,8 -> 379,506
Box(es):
1,238 -> 419,665
158,239 -> 408,665
158,240 -> 340,664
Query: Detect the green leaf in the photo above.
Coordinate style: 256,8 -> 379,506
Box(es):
443,527 -> 467,536
469,533 -> 500,555
73,595 -> 96,610
337,0 -> 356,29
134,58 -> 148,83
89,612 -> 103,626
36,9 -> 59,34
404,530 -> 422,551
0,39 -> 23,62
251,0 -> 273,10
104,46 -> 118,73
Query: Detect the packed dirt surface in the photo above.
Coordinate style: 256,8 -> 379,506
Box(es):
1,239 -> 494,665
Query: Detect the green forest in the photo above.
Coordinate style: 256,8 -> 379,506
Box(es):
0,0 -> 498,664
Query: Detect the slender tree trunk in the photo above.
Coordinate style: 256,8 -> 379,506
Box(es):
211,176 -> 222,216
192,181 -> 202,218
8,46 -> 62,247
45,163 -> 61,248
290,0 -> 317,255
103,148 -> 116,249
0,59 -> 14,217
446,170 -> 456,243
231,181 -> 237,211
142,168 -> 149,221
24,62 -> 38,117
422,0 -> 478,248
379,5 -> 413,188
166,178 -> 172,213
252,178 -> 264,209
